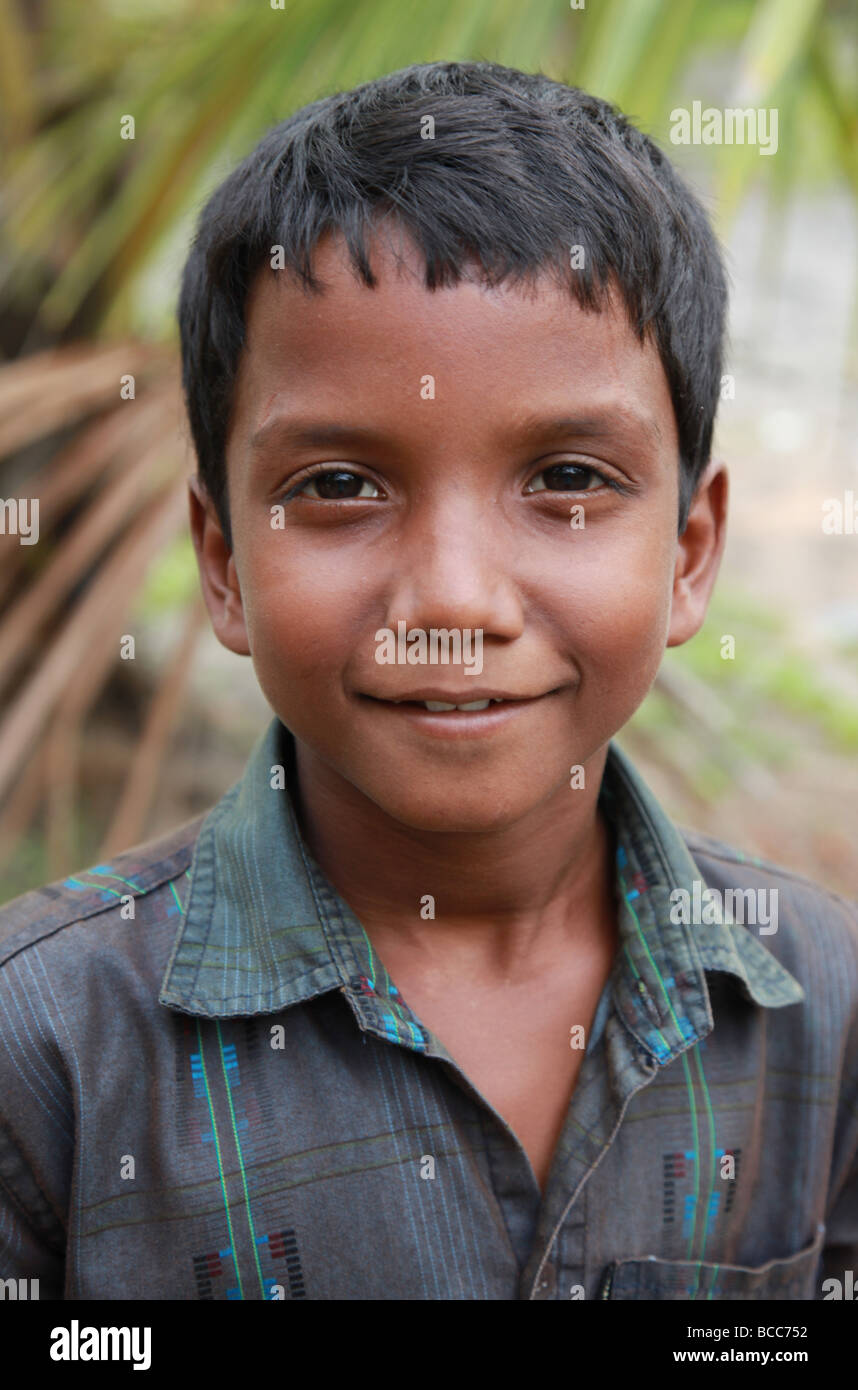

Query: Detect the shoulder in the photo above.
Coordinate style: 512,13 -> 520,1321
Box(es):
681,824 -> 857,919
681,824 -> 858,989
0,814 -> 207,1236
0,813 -> 206,974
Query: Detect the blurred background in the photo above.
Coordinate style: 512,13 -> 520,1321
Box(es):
0,0 -> 856,902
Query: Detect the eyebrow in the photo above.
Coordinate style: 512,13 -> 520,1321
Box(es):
509,409 -> 663,449
250,418 -> 397,454
249,407 -> 663,456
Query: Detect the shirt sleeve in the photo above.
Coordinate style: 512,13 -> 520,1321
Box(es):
0,940 -> 70,1301
819,907 -> 858,1296
0,1118 -> 65,1298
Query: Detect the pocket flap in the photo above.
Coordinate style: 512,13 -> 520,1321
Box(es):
602,1224 -> 826,1300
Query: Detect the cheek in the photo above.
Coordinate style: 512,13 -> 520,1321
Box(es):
541,527 -> 675,687
236,536 -> 371,691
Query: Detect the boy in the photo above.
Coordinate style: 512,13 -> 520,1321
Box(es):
1,61 -> 856,1301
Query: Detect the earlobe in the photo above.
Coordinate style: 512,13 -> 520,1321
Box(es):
666,459 -> 728,648
187,477 -> 252,657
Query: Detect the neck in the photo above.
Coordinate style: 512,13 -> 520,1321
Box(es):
291,742 -> 617,980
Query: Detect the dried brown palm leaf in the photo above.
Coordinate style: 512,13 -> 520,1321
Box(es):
0,476 -> 189,806
99,594 -> 207,859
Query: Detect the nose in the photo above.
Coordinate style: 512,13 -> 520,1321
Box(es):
381,493 -> 524,642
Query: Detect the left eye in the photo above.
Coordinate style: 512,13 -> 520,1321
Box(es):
525,463 -> 606,493
293,470 -> 380,500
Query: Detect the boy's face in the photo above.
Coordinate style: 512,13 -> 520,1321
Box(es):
191,227 -> 726,833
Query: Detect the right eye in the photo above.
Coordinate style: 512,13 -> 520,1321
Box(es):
288,469 -> 382,501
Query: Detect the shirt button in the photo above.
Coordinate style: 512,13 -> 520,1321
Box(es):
533,1262 -> 556,1299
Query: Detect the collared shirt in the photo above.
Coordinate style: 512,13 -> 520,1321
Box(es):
1,716 -> 856,1301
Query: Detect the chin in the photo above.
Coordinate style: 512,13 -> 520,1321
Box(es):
367,785 -> 538,835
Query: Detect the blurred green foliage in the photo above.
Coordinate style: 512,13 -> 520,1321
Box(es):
630,587 -> 858,808
133,531 -> 199,618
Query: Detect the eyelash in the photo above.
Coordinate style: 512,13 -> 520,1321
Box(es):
279,460 -> 629,502
280,465 -> 382,503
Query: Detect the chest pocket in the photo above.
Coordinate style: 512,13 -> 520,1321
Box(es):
601,1223 -> 825,1300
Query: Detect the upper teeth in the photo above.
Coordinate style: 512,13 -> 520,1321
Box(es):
422,699 -> 503,711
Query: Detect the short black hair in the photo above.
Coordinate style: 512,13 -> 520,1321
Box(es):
178,60 -> 728,550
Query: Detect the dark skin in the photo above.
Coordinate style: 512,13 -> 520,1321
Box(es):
189,227 -> 728,1192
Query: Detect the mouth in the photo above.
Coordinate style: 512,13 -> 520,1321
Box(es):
357,687 -> 563,721
354,686 -> 568,743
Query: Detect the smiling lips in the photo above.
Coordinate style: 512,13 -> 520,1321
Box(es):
357,688 -> 562,740
363,689 -> 555,713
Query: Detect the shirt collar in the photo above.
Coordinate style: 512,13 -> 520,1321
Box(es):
160,717 -> 803,1062
600,740 -> 803,1064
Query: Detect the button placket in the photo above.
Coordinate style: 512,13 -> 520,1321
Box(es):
532,1261 -> 556,1300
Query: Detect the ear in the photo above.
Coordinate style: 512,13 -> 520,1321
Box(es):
188,476 -> 251,656
666,458 -> 728,648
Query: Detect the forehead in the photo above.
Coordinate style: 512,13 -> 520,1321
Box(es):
229,227 -> 675,452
